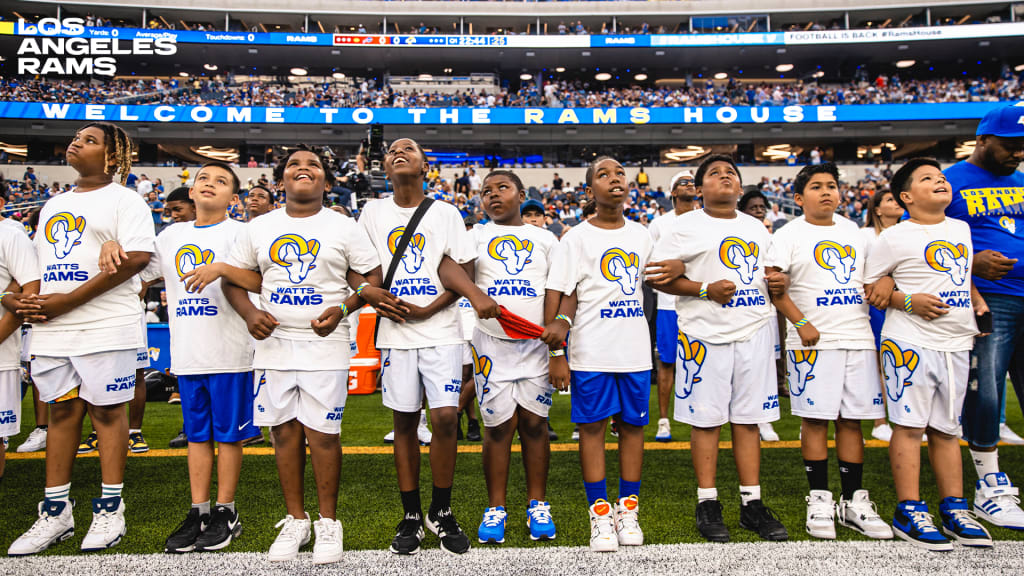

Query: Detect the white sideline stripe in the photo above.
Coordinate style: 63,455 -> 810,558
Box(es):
1,541 -> 1023,575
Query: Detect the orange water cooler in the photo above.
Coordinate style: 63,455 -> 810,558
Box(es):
348,307 -> 381,394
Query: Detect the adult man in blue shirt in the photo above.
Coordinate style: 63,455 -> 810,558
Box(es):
945,104 -> 1024,530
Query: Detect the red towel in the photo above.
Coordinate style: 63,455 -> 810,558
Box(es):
495,306 -> 566,347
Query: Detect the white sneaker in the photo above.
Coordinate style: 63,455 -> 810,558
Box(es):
655,418 -> 671,442
805,490 -> 836,539
417,415 -> 432,446
571,426 -> 580,441
837,489 -> 893,539
383,430 -> 395,444
614,495 -> 643,546
80,497 -> 126,551
871,423 -> 893,443
758,422 -> 780,442
588,500 -> 618,552
268,513 -> 311,561
1000,423 -> 1024,446
974,472 -> 1024,529
16,427 -> 46,453
312,516 -> 343,565
7,499 -> 75,556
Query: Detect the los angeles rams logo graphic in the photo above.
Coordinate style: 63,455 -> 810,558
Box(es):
813,241 -> 856,284
999,216 -> 1017,235
924,240 -> 969,286
487,235 -> 534,275
600,248 -> 640,295
880,339 -> 919,403
719,237 -> 759,285
470,344 -> 493,404
175,244 -> 214,278
255,372 -> 267,398
387,226 -> 426,274
676,332 -> 706,400
44,212 -> 86,259
786,350 -> 818,397
269,234 -> 319,284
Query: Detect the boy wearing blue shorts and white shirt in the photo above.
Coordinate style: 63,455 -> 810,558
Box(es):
766,162 -> 892,540
548,157 -> 651,553
137,163 -> 257,554
864,158 -> 993,550
652,155 -> 787,543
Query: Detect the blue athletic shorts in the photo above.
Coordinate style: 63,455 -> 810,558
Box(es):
179,371 -> 258,443
570,370 -> 651,426
656,309 -> 678,365
869,307 -> 885,350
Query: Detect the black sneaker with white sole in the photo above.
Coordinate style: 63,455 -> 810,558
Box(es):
425,508 -> 471,554
195,506 -> 241,551
389,514 -> 425,555
164,508 -> 208,554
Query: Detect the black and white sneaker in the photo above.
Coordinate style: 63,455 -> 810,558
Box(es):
165,508 -> 208,554
195,506 -> 241,551
389,514 -> 425,555
425,508 -> 471,555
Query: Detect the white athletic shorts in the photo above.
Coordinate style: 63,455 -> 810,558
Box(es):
381,344 -> 463,413
471,330 -> 553,427
462,342 -> 473,366
0,369 -> 21,437
770,313 -> 781,360
880,338 -> 968,435
19,325 -> 31,363
674,321 -> 780,427
136,312 -> 150,369
787,349 -> 885,420
254,369 -> 348,435
32,350 -> 137,406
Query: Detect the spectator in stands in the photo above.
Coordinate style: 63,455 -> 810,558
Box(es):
766,202 -> 785,226
137,174 -> 153,197
147,190 -> 164,231
22,167 -> 36,185
552,173 -> 564,192
467,168 -> 482,194
247,156 -> 258,168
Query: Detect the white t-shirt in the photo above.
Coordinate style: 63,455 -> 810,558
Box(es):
0,218 -> 28,236
0,225 -> 39,369
860,226 -> 882,257
359,197 -> 475,350
137,179 -> 154,197
33,183 -> 154,356
863,218 -> 978,352
548,220 -> 653,373
229,208 -> 380,370
141,219 -> 253,375
766,216 -> 874,350
474,222 -> 557,339
457,296 -> 475,341
653,209 -> 771,344
647,210 -> 680,311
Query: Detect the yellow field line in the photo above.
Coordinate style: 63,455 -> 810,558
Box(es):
6,439 -> 938,460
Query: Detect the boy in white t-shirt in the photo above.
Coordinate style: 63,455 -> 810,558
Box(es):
9,123 -> 155,556
222,147 -> 382,564
132,163 -> 259,554
547,157 -> 652,553
864,158 -> 993,550
651,155 -> 787,543
357,138 -> 498,556
470,170 -> 559,545
0,220 -> 40,481
766,163 -> 892,540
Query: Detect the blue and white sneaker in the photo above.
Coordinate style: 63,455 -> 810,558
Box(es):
974,472 -> 1024,530
656,418 -> 672,442
477,506 -> 506,544
527,500 -> 556,541
892,500 -> 952,552
940,497 -> 993,548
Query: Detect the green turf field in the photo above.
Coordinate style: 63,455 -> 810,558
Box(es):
2,382 -> 1024,555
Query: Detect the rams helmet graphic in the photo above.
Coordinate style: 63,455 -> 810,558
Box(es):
487,235 -> 534,275
813,241 -> 856,284
387,226 -> 427,274
719,237 -> 759,285
269,234 -> 320,284
44,212 -> 86,259
175,244 -> 215,278
600,248 -> 641,295
924,240 -> 969,286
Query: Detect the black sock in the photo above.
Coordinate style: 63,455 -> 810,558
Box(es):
804,459 -> 829,492
838,460 -> 863,501
430,485 -> 452,515
37,425 -> 47,431
400,489 -> 422,519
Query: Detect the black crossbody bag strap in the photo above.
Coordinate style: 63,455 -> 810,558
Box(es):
374,197 -> 434,348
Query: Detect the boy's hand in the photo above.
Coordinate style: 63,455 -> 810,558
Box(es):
645,259 -> 685,285
98,240 -> 127,275
0,292 -> 29,315
865,277 -> 895,309
20,293 -> 74,323
311,306 -> 343,338
470,293 -> 500,319
359,286 -> 409,323
910,293 -> 950,320
245,309 -> 279,340
707,279 -> 736,305
541,318 -> 570,348
181,263 -> 224,294
402,302 -> 431,322
797,322 -> 820,347
549,355 -> 570,391
764,270 -> 788,298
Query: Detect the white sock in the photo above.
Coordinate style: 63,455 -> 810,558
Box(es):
216,501 -> 235,513
419,410 -> 428,426
697,487 -> 718,503
971,449 -> 1000,480
740,485 -> 761,506
101,482 -> 123,499
193,501 -> 210,515
129,428 -> 142,435
45,483 -> 71,503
